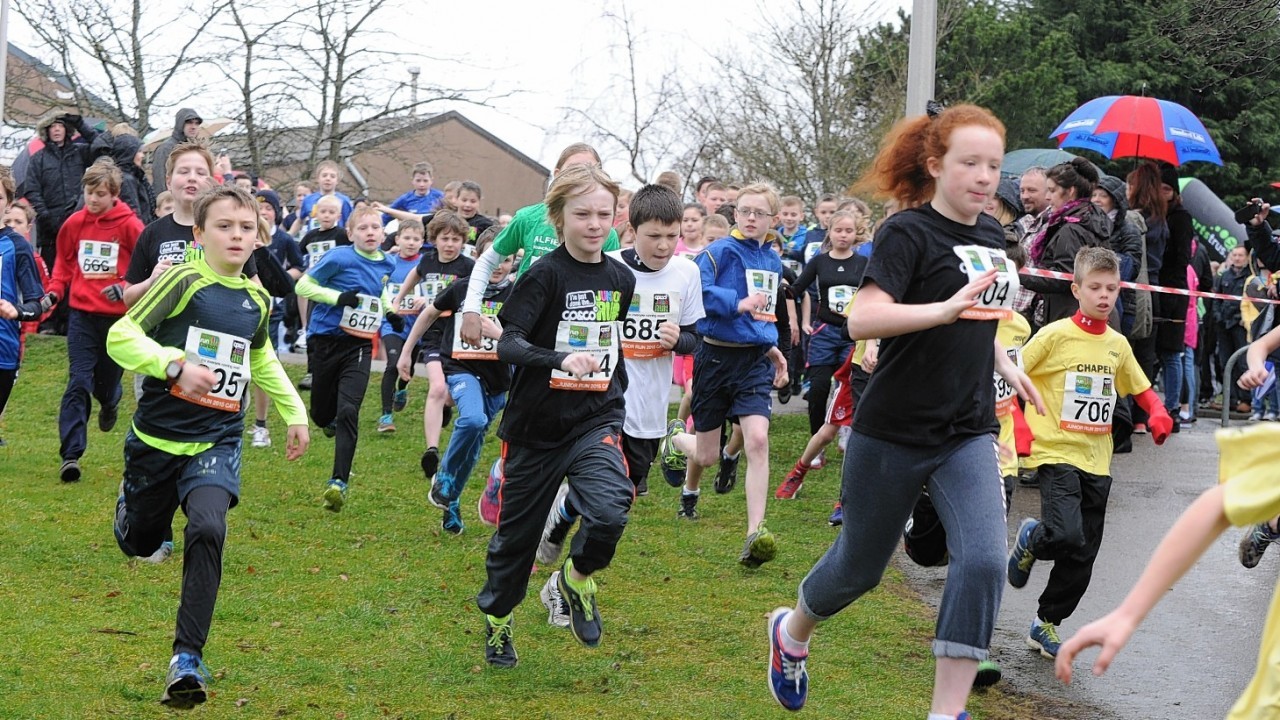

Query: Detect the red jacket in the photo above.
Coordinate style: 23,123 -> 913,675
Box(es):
52,199 -> 142,316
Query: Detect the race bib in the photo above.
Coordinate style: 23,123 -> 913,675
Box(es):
388,282 -> 424,315
804,243 -> 822,264
340,294 -> 383,339
461,244 -> 477,259
418,273 -> 454,305
78,240 -> 118,279
953,245 -> 1019,320
453,307 -> 502,361
170,327 -> 251,412
1060,372 -> 1116,434
993,347 -> 1022,417
306,240 -> 336,267
745,269 -> 779,323
827,285 -> 856,316
782,258 -> 802,275
551,321 -> 619,391
622,291 -> 682,360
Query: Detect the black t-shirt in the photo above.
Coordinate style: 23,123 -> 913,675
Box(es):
793,252 -> 868,326
853,204 -> 1003,445
497,245 -> 636,449
126,214 -> 259,284
300,226 -> 350,268
413,249 -> 475,350
432,279 -> 513,395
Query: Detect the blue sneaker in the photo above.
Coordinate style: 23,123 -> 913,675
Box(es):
376,413 -> 396,433
323,478 -> 348,512
442,500 -> 464,535
393,388 -> 409,412
827,502 -> 843,527
658,419 -> 687,488
1007,518 -> 1038,588
428,475 -> 453,510
1027,619 -> 1062,659
160,652 -> 211,708
767,607 -> 808,711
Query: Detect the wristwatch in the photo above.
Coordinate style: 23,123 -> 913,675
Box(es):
165,359 -> 185,384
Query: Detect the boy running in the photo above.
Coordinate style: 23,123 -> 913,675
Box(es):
376,218 -> 426,433
294,206 -> 402,511
1007,247 -> 1173,660
105,185 -> 309,708
0,168 -> 54,426
476,164 -> 635,667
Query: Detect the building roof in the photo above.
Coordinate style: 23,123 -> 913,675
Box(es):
225,110 -> 550,179
7,43 -> 122,123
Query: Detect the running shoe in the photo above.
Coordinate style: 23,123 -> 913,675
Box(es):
777,382 -> 792,405
1239,523 -> 1280,569
766,607 -> 808,711
298,372 -> 312,390
477,459 -> 502,527
973,659 -> 1002,687
558,567 -> 602,648
775,467 -> 805,500
536,483 -> 573,565
251,425 -> 271,448
678,491 -> 700,520
484,615 -> 517,668
293,335 -> 307,352
428,475 -> 453,510
1007,518 -> 1038,588
60,459 -> 81,483
441,500 -> 464,535
322,478 -> 348,512
827,502 -> 843,527
420,447 -> 439,481
377,414 -> 396,433
658,419 -> 687,488
140,540 -> 175,564
715,452 -> 740,494
739,524 -> 777,568
539,570 -> 571,628
393,388 -> 409,412
99,403 -> 118,432
1133,422 -> 1148,434
808,451 -> 826,470
160,652 -> 211,708
322,422 -> 336,438
1027,620 -> 1061,659
1267,412 -> 1279,422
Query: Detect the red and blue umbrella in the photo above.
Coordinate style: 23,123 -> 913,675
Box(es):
1049,95 -> 1222,167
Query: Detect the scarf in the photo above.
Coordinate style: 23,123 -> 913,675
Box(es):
1029,198 -> 1090,265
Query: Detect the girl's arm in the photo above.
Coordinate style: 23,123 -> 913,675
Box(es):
1056,485 -> 1229,683
847,271 -> 996,340
1240,323 -> 1280,388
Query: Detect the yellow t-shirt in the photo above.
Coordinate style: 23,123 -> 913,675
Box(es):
995,312 -> 1031,478
1021,317 -> 1150,476
1220,424 -> 1280,719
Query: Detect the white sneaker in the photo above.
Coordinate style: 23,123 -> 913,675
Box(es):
293,335 -> 307,352
539,571 -> 571,628
140,540 -> 175,564
536,483 -> 572,565
251,425 -> 271,448
1266,412 -> 1278,422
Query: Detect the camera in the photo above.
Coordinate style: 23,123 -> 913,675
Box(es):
1235,200 -> 1263,224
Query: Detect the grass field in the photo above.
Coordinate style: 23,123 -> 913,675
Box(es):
0,334 -> 1050,719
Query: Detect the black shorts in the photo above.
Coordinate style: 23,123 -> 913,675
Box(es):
622,433 -> 660,486
690,343 -> 773,433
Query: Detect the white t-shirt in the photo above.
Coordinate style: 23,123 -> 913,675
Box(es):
607,251 -> 705,438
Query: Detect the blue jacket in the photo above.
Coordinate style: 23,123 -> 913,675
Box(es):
385,188 -> 443,224
695,229 -> 782,347
0,228 -> 47,369
781,224 -> 808,256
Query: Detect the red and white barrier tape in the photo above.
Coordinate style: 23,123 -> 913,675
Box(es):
1018,267 -> 1280,305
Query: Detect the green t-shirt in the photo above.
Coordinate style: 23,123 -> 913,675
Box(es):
493,202 -> 620,276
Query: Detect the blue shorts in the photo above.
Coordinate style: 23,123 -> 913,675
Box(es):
806,322 -> 853,368
690,343 -> 773,432
123,429 -> 243,507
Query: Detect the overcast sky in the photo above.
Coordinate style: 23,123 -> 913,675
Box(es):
9,0 -> 912,176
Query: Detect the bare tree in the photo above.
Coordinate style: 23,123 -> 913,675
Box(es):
685,0 -> 897,199
14,0 -> 224,129
558,2 -> 687,186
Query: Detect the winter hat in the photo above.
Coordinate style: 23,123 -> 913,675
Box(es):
255,189 -> 283,225
1097,175 -> 1128,212
996,178 -> 1024,216
1159,163 -> 1181,194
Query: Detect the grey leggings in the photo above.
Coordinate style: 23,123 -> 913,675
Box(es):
797,431 -> 1007,660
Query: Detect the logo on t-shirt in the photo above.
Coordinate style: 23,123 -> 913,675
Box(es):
158,240 -> 187,263
563,290 -> 623,322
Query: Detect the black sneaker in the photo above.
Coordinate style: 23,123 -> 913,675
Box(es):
558,568 -> 603,648
98,403 -> 118,432
484,615 -> 518,668
442,406 -> 453,428
420,447 -> 440,480
60,459 -> 81,483
678,491 -> 700,520
714,453 -> 740,494
777,382 -> 792,405
635,478 -> 648,497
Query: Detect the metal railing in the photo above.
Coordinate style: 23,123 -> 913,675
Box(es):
1221,344 -> 1252,428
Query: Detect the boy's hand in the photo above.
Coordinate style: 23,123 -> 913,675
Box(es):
766,346 -> 788,388
995,348 -> 1046,415
285,424 -> 310,460
0,299 -> 16,320
1055,611 -> 1139,684
561,352 -> 601,378
1147,410 -> 1173,445
480,316 -> 502,340
460,312 -> 483,346
861,340 -> 879,373
940,269 -> 997,323
738,292 -> 770,315
1239,365 -> 1270,389
336,291 -> 359,308
657,320 -> 679,350
396,354 -> 414,382
176,363 -> 217,396
149,259 -> 173,281
100,283 -> 125,303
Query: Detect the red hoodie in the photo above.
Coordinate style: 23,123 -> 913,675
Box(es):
52,199 -> 143,316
